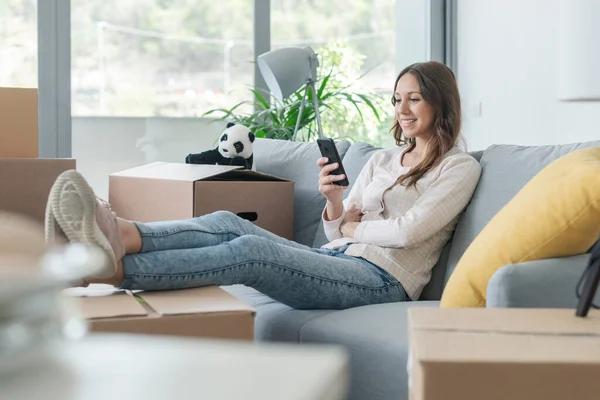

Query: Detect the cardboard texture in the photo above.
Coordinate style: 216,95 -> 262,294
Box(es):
72,285 -> 255,341
109,162 -> 294,239
0,87 -> 38,158
0,158 -> 76,223
408,308 -> 600,400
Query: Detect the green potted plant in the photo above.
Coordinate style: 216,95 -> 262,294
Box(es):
202,42 -> 391,143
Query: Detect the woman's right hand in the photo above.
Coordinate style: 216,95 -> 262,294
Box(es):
317,157 -> 347,205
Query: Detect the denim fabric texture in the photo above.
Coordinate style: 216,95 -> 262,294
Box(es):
121,211 -> 408,309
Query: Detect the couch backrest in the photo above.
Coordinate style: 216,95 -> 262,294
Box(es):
253,138 -> 351,246
443,140 -> 600,284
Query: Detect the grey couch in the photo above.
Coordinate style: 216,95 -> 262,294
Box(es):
224,138 -> 600,400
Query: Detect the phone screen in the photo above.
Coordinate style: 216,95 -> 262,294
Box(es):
317,138 -> 350,186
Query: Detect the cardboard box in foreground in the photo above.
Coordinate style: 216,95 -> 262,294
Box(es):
408,308 -> 600,400
0,158 -> 76,223
109,162 -> 294,239
0,87 -> 38,158
70,285 -> 255,341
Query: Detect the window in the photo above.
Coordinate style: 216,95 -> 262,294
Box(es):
0,0 -> 37,88
34,1 -> 441,195
271,0 -> 396,147
272,0 -> 395,95
71,0 -> 254,117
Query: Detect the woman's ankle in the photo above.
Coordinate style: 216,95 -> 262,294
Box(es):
118,218 -> 142,254
89,259 -> 125,286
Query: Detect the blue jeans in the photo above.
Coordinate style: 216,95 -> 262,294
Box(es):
121,211 -> 408,310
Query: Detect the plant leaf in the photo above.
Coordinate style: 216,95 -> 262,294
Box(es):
250,89 -> 270,110
356,93 -> 383,121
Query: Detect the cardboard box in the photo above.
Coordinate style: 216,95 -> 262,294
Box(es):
71,285 -> 255,340
0,158 -> 76,223
0,87 -> 38,158
408,308 -> 600,400
109,162 -> 294,239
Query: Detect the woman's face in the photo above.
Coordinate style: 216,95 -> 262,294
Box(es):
394,73 -> 435,140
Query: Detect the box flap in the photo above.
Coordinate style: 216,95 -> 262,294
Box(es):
409,308 -> 600,336
409,308 -> 600,364
110,162 -> 243,182
75,290 -> 148,319
136,286 -> 255,316
413,329 -> 600,364
203,169 -> 291,182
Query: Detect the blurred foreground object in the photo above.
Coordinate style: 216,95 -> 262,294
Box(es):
0,211 -> 110,377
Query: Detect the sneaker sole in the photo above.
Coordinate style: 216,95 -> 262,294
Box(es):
45,170 -> 116,278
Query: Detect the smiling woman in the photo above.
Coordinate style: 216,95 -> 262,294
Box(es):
393,74 -> 436,143
391,62 -> 463,187
43,60 -> 481,309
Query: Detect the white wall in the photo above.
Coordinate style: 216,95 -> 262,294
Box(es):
457,0 -> 600,151
72,117 -> 224,199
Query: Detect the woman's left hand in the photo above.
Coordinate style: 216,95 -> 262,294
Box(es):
340,221 -> 360,239
343,204 -> 363,223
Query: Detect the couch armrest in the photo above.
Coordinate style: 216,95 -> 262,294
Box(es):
486,254 -> 595,308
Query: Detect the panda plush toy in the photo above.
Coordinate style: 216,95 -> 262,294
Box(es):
185,122 -> 256,170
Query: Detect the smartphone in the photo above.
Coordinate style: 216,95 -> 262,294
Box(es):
317,138 -> 350,186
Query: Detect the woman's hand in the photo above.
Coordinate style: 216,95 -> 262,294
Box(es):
343,204 -> 363,223
317,157 -> 347,204
318,157 -> 348,221
340,221 -> 360,239
340,204 -> 362,238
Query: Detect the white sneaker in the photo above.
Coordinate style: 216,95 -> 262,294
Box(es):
45,170 -> 125,279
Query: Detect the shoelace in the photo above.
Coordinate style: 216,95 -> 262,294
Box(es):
96,197 -> 117,217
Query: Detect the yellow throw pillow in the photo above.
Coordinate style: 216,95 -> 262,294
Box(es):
441,147 -> 600,308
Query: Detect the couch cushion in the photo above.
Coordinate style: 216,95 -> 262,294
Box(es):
253,138 -> 351,246
298,300 -> 439,400
442,147 -> 600,307
419,239 -> 452,300
445,140 -> 600,282
220,285 -> 336,342
468,149 -> 484,163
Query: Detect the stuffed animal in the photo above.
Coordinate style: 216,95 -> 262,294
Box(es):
185,122 -> 256,170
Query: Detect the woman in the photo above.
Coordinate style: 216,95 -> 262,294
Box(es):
45,61 -> 481,310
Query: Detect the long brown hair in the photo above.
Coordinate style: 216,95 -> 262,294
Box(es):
391,61 -> 462,188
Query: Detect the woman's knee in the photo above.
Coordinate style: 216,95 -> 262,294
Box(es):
195,210 -> 239,226
231,234 -> 265,247
210,210 -> 238,221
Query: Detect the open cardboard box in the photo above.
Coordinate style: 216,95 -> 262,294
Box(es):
109,162 -> 294,239
408,307 -> 600,400
0,87 -> 76,224
68,285 -> 255,341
